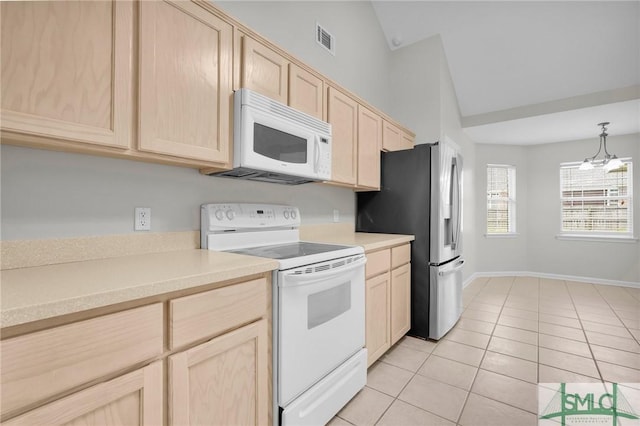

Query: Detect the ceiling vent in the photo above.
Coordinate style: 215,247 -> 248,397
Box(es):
316,23 -> 335,56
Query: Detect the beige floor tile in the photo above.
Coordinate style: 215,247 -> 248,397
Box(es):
538,312 -> 582,329
459,393 -> 537,426
366,361 -> 414,397
597,361 -> 640,383
538,365 -> 603,383
620,317 -> 640,330
590,345 -> 640,370
472,294 -> 506,307
398,336 -> 438,353
492,324 -> 538,345
455,318 -> 495,335
539,333 -> 592,358
539,347 -> 600,379
538,322 -> 586,342
461,308 -> 499,323
504,299 -> 539,312
466,301 -> 502,314
586,331 -> 640,353
582,320 -> 634,339
615,308 -> 640,321
498,314 -> 538,332
578,311 -> 624,327
488,336 -> 538,362
538,305 -> 578,319
327,416 -> 353,426
630,329 -> 640,341
380,344 -> 429,372
376,400 -> 455,426
471,369 -> 538,413
432,340 -> 485,367
444,328 -> 490,349
481,351 -> 537,383
337,387 -> 393,426
418,354 -> 478,390
398,375 -> 468,422
501,307 -> 538,321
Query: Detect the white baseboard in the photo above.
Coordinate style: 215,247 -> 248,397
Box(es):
464,271 -> 640,289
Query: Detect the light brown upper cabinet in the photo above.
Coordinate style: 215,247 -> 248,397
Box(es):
138,1 -> 232,165
327,87 -> 358,186
0,0 -> 133,150
288,64 -> 324,120
241,36 -> 288,104
357,105 -> 382,190
382,120 -> 414,152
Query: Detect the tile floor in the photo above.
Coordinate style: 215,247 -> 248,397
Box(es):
329,276 -> 640,426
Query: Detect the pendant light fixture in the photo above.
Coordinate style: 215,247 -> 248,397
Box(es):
579,122 -> 623,172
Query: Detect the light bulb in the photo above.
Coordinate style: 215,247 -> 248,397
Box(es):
604,156 -> 623,173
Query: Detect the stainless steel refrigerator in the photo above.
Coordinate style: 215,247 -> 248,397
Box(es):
357,140 -> 464,340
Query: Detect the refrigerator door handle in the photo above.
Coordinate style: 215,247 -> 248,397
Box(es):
451,157 -> 461,250
438,259 -> 465,276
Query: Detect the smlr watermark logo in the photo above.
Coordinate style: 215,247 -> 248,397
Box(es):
539,383 -> 640,425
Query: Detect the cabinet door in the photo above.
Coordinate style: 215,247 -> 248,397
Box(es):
366,273 -> 391,367
357,105 -> 382,189
390,263 -> 411,345
242,36 -> 288,104
139,0 -> 232,164
288,64 -> 324,120
0,1 -> 133,149
3,362 -> 162,426
327,87 -> 358,186
382,120 -> 413,152
169,319 -> 268,426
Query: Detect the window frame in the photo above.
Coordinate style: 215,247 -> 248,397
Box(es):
558,159 -> 634,240
486,164 -> 517,235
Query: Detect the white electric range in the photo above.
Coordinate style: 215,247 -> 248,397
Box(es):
201,203 -> 367,426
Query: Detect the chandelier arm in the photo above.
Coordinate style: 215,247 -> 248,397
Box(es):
586,137 -> 603,161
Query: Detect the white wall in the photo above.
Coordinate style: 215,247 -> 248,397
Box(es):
474,134 -> 640,284
0,145 -> 354,240
388,35 -> 477,282
215,1 -> 392,112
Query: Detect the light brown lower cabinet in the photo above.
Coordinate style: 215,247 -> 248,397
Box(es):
365,243 -> 412,367
169,319 -> 268,426
3,362 -> 163,426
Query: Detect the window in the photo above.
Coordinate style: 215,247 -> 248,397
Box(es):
487,165 -> 516,234
560,159 -> 633,237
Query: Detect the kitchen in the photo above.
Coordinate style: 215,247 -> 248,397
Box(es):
1,1 -> 639,426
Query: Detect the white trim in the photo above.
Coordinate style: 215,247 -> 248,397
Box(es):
469,270 -> 640,289
484,233 -> 519,238
555,234 -> 638,243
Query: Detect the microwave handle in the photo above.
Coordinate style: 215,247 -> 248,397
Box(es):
314,137 -> 320,173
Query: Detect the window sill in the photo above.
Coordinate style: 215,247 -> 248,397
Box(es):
556,234 -> 638,243
485,233 -> 519,238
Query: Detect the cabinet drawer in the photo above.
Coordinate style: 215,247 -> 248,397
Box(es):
1,303 -> 163,417
365,249 -> 390,278
391,244 -> 411,269
169,278 -> 267,350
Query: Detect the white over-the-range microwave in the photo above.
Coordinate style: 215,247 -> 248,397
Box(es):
210,88 -> 332,185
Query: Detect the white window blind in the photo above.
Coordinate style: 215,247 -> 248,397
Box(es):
560,160 -> 633,236
487,165 -> 516,234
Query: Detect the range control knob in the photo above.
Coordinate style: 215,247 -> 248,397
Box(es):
226,210 -> 235,220
214,209 -> 224,221
283,210 -> 290,219
291,210 -> 297,219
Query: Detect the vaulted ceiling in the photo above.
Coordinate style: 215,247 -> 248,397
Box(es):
371,1 -> 640,144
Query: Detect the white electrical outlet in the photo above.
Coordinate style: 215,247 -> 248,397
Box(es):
333,209 -> 339,223
135,207 -> 151,231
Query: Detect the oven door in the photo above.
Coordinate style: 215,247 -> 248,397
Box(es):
277,255 -> 366,407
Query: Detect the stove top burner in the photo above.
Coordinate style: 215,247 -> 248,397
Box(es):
227,241 -> 353,260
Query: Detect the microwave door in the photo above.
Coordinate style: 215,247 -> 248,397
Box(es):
240,106 -> 316,177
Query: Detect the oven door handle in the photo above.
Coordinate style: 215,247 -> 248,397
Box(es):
280,257 -> 367,287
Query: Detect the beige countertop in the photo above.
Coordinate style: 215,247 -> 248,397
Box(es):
1,249 -> 279,329
1,230 -> 413,329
